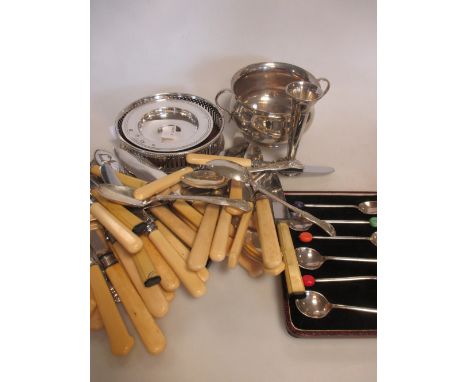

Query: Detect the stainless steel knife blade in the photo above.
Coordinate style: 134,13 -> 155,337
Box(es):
269,174 -> 290,220
300,165 -> 335,175
90,229 -> 111,257
114,147 -> 167,182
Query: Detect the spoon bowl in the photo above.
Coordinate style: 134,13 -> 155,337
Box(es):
205,159 -> 250,183
370,232 -> 377,246
295,290 -> 377,319
295,247 -> 377,270
181,170 -> 228,189
359,201 -> 377,214
296,291 -> 333,319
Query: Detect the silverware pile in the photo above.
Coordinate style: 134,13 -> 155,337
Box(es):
90,148 -> 338,355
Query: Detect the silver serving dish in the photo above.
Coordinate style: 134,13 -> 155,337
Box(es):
115,93 -> 224,171
215,62 -> 329,147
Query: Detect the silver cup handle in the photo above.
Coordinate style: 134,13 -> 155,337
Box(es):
215,88 -> 234,120
316,78 -> 330,100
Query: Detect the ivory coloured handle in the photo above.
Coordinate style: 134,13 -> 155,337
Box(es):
133,167 -> 193,200
150,205 -> 196,247
149,229 -> 207,298
225,180 -> 244,216
188,204 -> 220,271
142,235 -> 180,292
172,200 -> 203,227
111,242 -> 169,318
90,203 -> 143,254
127,245 -> 160,287
155,221 -> 209,282
191,201 -> 206,214
90,264 -> 134,355
255,198 -> 283,269
277,222 -> 306,297
228,206 -> 253,268
210,208 -> 232,262
186,153 -> 252,167
105,263 -> 166,355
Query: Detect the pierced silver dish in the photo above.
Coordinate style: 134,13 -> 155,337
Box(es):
115,93 -> 225,171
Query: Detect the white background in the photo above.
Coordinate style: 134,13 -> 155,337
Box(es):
91,0 -> 376,192
3,1 -> 468,382
90,0 -> 376,381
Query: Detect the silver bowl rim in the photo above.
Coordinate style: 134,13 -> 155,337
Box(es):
228,62 -> 320,117
114,92 -> 224,157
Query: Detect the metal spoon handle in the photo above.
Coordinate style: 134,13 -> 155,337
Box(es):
316,276 -> 377,283
324,256 -> 377,263
248,160 -> 303,173
255,185 -> 336,237
332,304 -> 377,314
313,235 -> 370,240
305,203 -> 358,209
154,195 -> 251,212
326,220 -> 369,224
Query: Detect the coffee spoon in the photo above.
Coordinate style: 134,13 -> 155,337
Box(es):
295,290 -> 377,319
313,232 -> 377,246
290,216 -> 377,231
294,200 -> 377,215
296,247 -> 377,270
302,274 -> 377,287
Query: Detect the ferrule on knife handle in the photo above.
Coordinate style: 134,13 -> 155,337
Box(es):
110,241 -> 169,318
141,235 -> 180,292
90,262 -> 134,355
276,221 -> 306,297
90,202 -> 144,254
104,260 -> 167,355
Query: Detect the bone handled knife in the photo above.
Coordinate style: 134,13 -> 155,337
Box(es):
269,173 -> 306,298
91,229 -> 166,355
